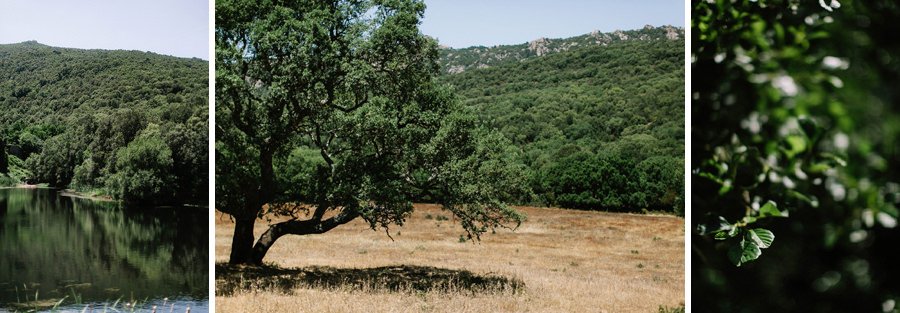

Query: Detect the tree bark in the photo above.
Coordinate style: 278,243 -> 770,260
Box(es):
248,208 -> 360,265
229,147 -> 275,264
229,214 -> 257,264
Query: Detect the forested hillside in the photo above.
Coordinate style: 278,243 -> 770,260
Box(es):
438,26 -> 684,213
439,25 -> 682,74
0,41 -> 208,206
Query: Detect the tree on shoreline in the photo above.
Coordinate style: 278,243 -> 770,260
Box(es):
216,0 -> 528,265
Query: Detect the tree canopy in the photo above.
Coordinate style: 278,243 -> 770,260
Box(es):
216,0 -> 527,265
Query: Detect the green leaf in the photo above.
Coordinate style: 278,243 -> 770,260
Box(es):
727,226 -> 741,238
718,180 -> 733,195
782,135 -> 807,159
787,190 -> 817,207
807,162 -> 833,173
820,153 -> 847,167
807,31 -> 830,40
807,153 -> 847,173
748,228 -> 775,248
698,216 -> 733,235
714,231 -> 729,240
728,238 -> 762,267
759,200 -> 787,218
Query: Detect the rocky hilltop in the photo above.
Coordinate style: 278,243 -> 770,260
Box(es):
438,25 -> 683,74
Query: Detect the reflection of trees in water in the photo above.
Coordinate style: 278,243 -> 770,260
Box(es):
0,195 -> 6,219
0,189 -> 207,303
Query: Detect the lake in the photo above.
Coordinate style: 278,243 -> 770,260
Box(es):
0,188 -> 208,312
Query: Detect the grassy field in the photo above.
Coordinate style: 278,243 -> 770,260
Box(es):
215,204 -> 684,313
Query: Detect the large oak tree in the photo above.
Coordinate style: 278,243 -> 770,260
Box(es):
215,0 -> 528,265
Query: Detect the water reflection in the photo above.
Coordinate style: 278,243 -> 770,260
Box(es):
0,188 -> 207,310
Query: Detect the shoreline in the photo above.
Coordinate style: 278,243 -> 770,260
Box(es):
0,183 -> 45,189
2,184 -> 208,208
0,184 -> 117,202
58,189 -> 116,202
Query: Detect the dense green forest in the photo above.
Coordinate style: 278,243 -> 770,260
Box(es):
437,26 -> 684,213
0,41 -> 208,206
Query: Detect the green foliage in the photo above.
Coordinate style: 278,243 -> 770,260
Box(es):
106,125 -> 175,205
439,30 -> 684,213
275,147 -> 325,203
699,200 -> 785,267
216,0 -> 528,263
2,154 -> 31,186
26,132 -> 83,187
0,174 -> 15,187
694,0 -> 900,311
0,41 -> 208,205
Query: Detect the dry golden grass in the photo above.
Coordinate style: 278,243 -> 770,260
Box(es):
215,204 -> 684,313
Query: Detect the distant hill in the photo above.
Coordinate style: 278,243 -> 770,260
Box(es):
438,25 -> 682,74
438,26 -> 684,213
0,41 -> 207,127
0,42 -> 208,206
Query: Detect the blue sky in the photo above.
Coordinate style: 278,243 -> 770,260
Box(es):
420,0 -> 684,48
0,0 -> 209,59
0,1 -> 681,56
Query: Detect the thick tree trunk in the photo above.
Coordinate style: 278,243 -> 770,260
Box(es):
229,215 -> 257,264
229,147 -> 275,265
248,208 -> 360,264
249,222 -> 285,265
230,146 -> 362,265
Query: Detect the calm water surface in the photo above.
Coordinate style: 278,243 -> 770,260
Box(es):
0,188 -> 208,312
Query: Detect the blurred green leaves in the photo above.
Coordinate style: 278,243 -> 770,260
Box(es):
692,0 -> 854,267
694,0 -> 900,310
759,200 -> 787,218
